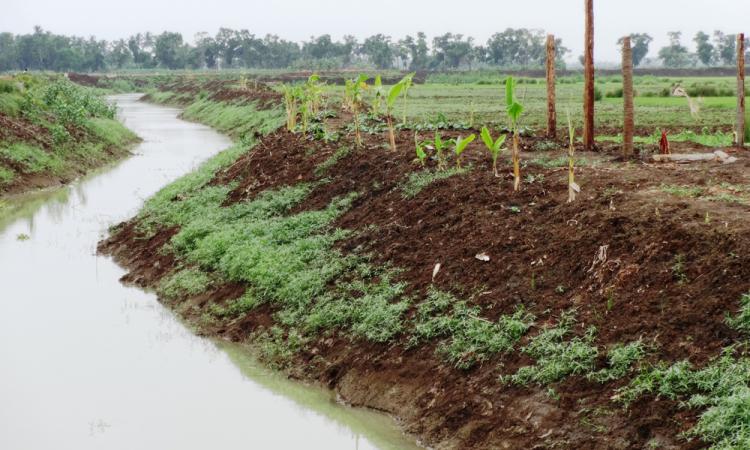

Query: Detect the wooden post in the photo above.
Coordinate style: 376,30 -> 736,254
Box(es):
546,34 -> 556,139
583,0 -> 595,151
622,36 -> 634,156
737,33 -> 746,148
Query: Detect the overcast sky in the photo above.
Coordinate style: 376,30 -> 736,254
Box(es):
1,0 -> 748,62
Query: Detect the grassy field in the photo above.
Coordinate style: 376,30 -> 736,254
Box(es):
317,75 -> 747,138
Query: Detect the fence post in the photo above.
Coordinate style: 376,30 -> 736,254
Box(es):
737,33 -> 746,148
622,36 -> 634,156
583,0 -> 595,151
546,34 -> 556,139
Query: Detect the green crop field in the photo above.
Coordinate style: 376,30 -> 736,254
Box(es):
319,75 -> 747,136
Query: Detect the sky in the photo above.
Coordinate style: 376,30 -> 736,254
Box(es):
1,0 -> 749,63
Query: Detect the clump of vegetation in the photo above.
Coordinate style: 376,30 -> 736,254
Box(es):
411,289 -> 535,369
401,166 -> 470,198
617,348 -> 750,449
588,341 -> 646,383
726,292 -> 750,334
507,312 -> 599,385
158,268 -> 214,301
344,74 -> 368,147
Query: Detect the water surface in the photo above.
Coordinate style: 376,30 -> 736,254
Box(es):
0,94 -> 418,450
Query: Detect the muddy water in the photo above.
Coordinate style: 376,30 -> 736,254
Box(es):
0,94 -> 419,450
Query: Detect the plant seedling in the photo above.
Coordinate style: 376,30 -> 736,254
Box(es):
566,111 -> 580,202
415,132 -> 428,166
385,77 -> 406,151
505,77 -> 524,191
453,134 -> 476,168
282,85 -> 302,132
480,127 -> 507,177
347,74 -> 369,147
425,131 -> 449,170
400,72 -> 416,125
371,75 -> 385,117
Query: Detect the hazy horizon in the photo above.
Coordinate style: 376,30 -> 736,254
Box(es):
2,0 -> 749,63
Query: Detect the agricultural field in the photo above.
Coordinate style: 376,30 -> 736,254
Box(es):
86,72 -> 750,449
0,74 -> 137,196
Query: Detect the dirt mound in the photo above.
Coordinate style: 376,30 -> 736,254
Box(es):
66,72 -> 102,87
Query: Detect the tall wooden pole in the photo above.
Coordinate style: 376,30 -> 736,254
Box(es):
546,34 -> 556,139
737,33 -> 746,148
622,36 -> 634,156
583,0 -> 595,151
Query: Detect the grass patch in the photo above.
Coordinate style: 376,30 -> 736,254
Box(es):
314,146 -> 350,176
158,267 -> 214,301
0,165 -> 15,185
727,292 -> 750,334
0,143 -> 63,174
86,117 -> 137,146
410,289 -> 535,369
618,349 -> 750,449
401,166 -> 470,198
588,341 -> 646,383
506,312 -> 599,385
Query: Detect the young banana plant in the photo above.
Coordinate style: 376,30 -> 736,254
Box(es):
385,78 -> 406,151
282,85 -> 301,132
480,126 -> 507,177
371,75 -> 385,117
415,132 -> 428,166
400,72 -> 416,125
567,111 -> 580,203
505,77 -> 524,191
348,74 -> 369,148
453,134 -> 476,168
429,131 -> 448,170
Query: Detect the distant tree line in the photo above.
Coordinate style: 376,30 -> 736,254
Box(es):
0,27 -> 570,72
1,27 -> 748,72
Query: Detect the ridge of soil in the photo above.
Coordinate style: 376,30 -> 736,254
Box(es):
99,82 -> 750,449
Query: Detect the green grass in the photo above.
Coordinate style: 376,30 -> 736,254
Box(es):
86,117 -> 138,146
0,166 -> 15,185
410,289 -> 535,369
726,293 -> 750,334
0,143 -> 63,174
401,166 -> 470,198
618,349 -> 750,449
322,76 -> 746,133
588,341 -> 646,383
506,312 -> 599,385
314,146 -> 351,176
158,268 -> 214,301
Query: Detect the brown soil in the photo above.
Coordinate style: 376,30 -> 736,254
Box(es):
99,81 -> 750,449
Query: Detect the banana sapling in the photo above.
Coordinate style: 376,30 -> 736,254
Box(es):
453,134 -> 476,168
480,126 -> 507,177
505,77 -> 524,191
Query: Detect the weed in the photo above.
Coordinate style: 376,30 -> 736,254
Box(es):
411,289 -> 535,369
507,312 -> 599,385
672,254 -> 689,285
588,340 -> 646,383
726,293 -> 750,334
401,166 -> 470,199
158,268 -> 214,301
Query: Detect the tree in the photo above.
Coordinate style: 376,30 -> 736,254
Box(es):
154,32 -> 184,69
399,32 -> 430,70
360,34 -> 393,69
195,32 -> 219,69
693,32 -> 714,66
618,33 -> 652,67
658,32 -> 691,68
432,33 -> 474,69
0,32 -> 16,71
714,31 -> 736,66
216,28 -> 242,68
108,39 -> 132,69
